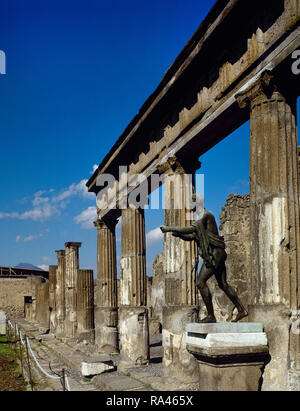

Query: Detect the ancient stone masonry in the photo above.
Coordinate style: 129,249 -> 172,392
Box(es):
211,194 -> 251,322
35,277 -> 50,328
65,242 -> 81,338
0,266 -> 49,319
49,265 -> 57,333
119,207 -> 149,370
77,269 -> 95,342
298,146 -> 300,190
158,157 -> 199,307
94,217 -> 118,353
158,157 -> 200,384
236,71 -> 300,390
84,0 -> 299,391
55,250 -> 66,337
23,242 -> 95,344
150,253 -> 165,330
13,0 -> 299,391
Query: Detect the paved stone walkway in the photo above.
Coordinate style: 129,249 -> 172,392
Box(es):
13,319 -> 198,391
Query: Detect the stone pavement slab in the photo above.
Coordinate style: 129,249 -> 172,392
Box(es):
92,373 -> 148,391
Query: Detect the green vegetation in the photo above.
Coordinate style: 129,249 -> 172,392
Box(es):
0,334 -> 26,391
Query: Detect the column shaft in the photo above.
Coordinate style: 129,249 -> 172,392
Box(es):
119,207 -> 149,369
161,157 -> 198,306
160,156 -> 200,385
48,265 -> 57,333
94,218 -> 119,353
64,242 -> 81,338
120,208 -> 146,307
55,250 -> 66,337
77,269 -> 94,342
237,71 -> 300,389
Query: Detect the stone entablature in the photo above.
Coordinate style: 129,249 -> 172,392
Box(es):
87,0 -> 299,224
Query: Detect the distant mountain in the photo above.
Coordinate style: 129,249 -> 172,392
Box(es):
14,263 -> 44,271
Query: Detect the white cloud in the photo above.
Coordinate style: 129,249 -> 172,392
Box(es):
146,227 -> 163,245
16,232 -> 44,243
17,203 -> 59,222
53,179 -> 94,203
23,233 -> 43,242
0,178 -> 95,223
74,206 -> 97,229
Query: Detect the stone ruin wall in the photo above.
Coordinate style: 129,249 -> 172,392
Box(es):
207,194 -> 251,322
0,276 -> 41,318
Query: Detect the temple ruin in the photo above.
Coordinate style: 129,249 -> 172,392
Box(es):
1,0 -> 300,391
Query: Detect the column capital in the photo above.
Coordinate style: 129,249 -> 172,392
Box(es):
235,70 -> 285,110
65,241 -> 82,249
157,156 -> 201,175
93,216 -> 118,231
55,250 -> 65,259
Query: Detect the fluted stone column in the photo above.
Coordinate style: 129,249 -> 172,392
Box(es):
55,250 -> 66,337
35,277 -> 50,328
48,265 -> 57,333
94,217 -> 119,353
159,156 -> 200,385
77,269 -> 95,342
237,71 -> 300,390
64,242 -> 81,339
119,207 -> 149,370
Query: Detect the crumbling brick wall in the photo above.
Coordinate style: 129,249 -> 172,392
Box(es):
0,276 -> 38,318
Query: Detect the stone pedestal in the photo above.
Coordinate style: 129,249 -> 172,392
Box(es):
186,322 -> 269,391
118,306 -> 149,371
94,307 -> 118,353
162,305 -> 200,384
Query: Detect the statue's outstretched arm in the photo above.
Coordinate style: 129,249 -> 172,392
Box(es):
160,225 -> 196,235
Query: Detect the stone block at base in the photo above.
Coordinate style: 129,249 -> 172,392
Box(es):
81,356 -> 115,377
186,322 -> 269,391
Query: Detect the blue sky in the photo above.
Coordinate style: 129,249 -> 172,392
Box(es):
0,0 -> 298,275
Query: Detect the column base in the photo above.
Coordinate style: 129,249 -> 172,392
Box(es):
288,370 -> 300,391
95,307 -> 119,353
118,306 -> 149,371
248,303 -> 291,391
162,305 -> 199,384
186,322 -> 269,391
76,329 -> 95,344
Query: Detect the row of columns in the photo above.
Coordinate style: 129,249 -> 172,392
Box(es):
94,158 -> 201,378
94,71 -> 299,389
27,242 -> 95,343
26,70 -> 299,389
